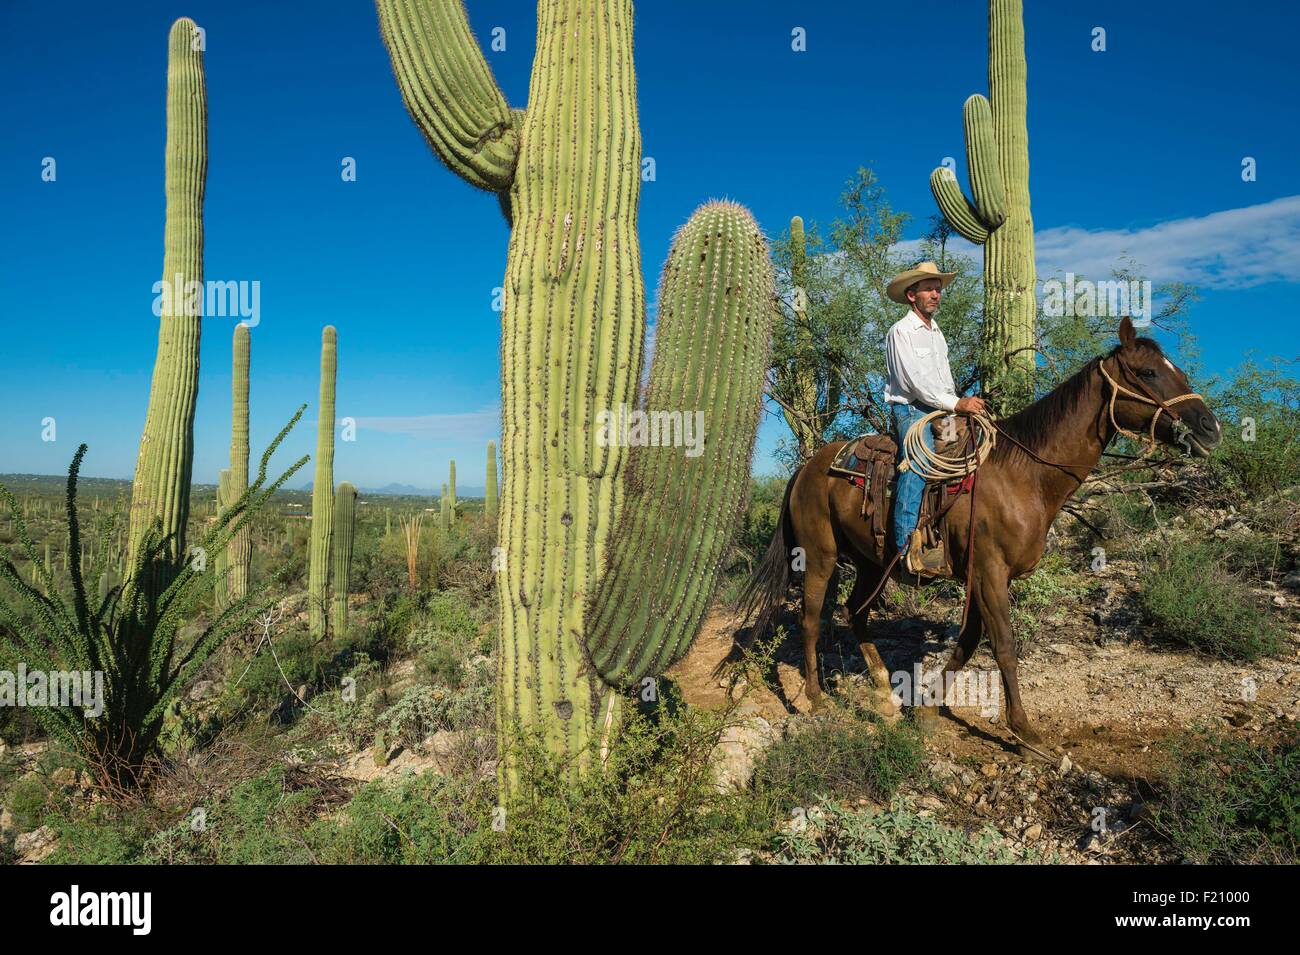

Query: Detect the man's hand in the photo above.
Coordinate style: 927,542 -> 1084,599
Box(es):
954,396 -> 988,415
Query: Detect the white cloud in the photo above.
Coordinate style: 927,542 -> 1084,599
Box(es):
897,195 -> 1300,290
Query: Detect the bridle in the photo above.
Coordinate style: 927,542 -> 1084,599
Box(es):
1098,351 -> 1204,458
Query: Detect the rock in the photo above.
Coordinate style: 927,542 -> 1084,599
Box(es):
916,795 -> 945,811
15,825 -> 56,862
711,706 -> 779,792
1023,823 -> 1043,842
188,680 -> 220,702
1057,754 -> 1073,775
50,767 -> 78,790
1272,595 -> 1287,608
980,763 -> 1000,778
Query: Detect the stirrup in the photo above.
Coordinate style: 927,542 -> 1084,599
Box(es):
905,530 -> 945,578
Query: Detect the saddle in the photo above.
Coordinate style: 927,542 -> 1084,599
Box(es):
828,416 -> 973,577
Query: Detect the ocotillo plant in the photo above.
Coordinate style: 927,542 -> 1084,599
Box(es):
447,459 -> 456,526
308,326 -> 337,637
377,0 -> 774,786
126,17 -> 207,587
928,0 -> 1036,411
331,482 -> 357,638
484,440 -> 498,519
226,324 -> 251,600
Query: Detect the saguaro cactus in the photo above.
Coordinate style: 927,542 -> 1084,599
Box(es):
440,482 -> 449,532
484,441 -> 498,519
447,460 -> 456,527
126,17 -> 206,580
929,0 -> 1036,410
226,324 -> 251,600
214,468 -> 231,606
377,0 -> 773,786
331,481 -> 357,638
308,326 -> 337,637
781,215 -> 820,461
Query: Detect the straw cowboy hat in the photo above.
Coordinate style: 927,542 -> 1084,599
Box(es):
886,261 -> 957,305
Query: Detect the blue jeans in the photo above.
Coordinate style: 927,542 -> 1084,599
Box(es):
891,402 -> 936,553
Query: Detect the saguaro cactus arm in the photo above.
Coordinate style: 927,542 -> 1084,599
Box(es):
375,0 -> 519,193
928,95 -> 1006,245
584,201 -> 774,685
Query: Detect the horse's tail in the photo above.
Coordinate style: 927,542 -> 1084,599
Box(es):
734,465 -> 801,643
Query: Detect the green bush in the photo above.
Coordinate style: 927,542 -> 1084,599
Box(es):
753,704 -> 925,808
1137,542 -> 1287,662
774,798 -> 1052,864
1153,724 -> 1300,864
5,773 -> 50,831
1206,359 -> 1300,497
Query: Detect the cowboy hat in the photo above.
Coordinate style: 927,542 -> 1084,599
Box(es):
886,261 -> 957,305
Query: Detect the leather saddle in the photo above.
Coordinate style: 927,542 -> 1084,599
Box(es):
827,415 -> 972,576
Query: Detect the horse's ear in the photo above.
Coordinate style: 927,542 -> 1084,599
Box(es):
1118,316 -> 1137,349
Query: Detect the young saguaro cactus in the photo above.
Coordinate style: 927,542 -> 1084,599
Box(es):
126,17 -> 206,580
308,326 -> 337,637
440,482 -> 449,533
331,481 -> 357,638
782,215 -> 819,461
226,324 -> 251,601
214,468 -> 231,607
377,0 -> 774,786
928,0 -> 1036,410
484,441 -> 498,520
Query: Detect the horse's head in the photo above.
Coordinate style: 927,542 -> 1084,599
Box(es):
1105,317 -> 1222,458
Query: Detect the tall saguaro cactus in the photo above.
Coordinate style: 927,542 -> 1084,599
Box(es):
308,326 -> 337,637
447,460 -> 456,527
377,0 -> 773,786
928,0 -> 1036,411
226,324 -> 251,600
126,17 -> 206,580
781,215 -> 820,461
331,481 -> 357,638
484,441 -> 498,519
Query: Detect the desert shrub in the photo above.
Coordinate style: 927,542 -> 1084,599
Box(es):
753,704 -> 925,808
1153,724 -> 1300,864
1009,550 -> 1087,654
1137,542 -> 1287,662
1206,358 -> 1300,496
774,798 -> 1052,864
5,772 -> 50,831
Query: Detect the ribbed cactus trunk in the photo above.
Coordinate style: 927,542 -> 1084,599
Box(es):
308,326 -> 337,637
377,0 -> 773,790
126,17 -> 206,584
440,482 -> 449,533
447,460 -> 456,527
331,482 -> 357,638
929,0 -> 1035,411
214,468 -> 230,607
226,324 -> 251,600
783,215 -> 819,461
484,441 -> 498,520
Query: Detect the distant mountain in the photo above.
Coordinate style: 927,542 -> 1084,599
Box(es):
297,481 -> 487,498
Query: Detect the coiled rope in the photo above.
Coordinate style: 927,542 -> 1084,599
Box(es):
898,411 -> 997,482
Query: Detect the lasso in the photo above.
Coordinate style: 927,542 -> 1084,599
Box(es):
898,411 -> 997,482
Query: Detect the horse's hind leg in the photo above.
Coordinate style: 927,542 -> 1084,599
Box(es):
846,563 -> 900,719
799,548 -> 837,710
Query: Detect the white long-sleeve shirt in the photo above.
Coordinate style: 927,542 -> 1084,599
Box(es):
884,308 -> 960,412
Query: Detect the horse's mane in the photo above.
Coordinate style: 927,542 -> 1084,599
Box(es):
990,338 -> 1164,464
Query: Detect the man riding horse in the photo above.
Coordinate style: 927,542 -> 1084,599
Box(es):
884,261 -> 986,576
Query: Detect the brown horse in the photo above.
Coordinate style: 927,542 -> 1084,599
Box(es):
740,318 -> 1222,745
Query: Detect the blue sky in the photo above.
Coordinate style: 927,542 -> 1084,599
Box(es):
2,0 -> 1297,488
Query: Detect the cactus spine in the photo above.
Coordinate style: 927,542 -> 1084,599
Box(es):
447,460 -> 456,526
377,0 -> 773,786
331,481 -> 357,638
929,0 -> 1035,410
484,441 -> 498,519
308,326 -> 337,637
126,17 -> 206,582
226,324 -> 251,600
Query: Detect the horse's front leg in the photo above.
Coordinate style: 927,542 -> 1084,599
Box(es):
916,598 -> 983,730
977,572 -> 1041,745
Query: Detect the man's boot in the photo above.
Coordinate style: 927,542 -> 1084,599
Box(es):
905,529 -> 946,577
